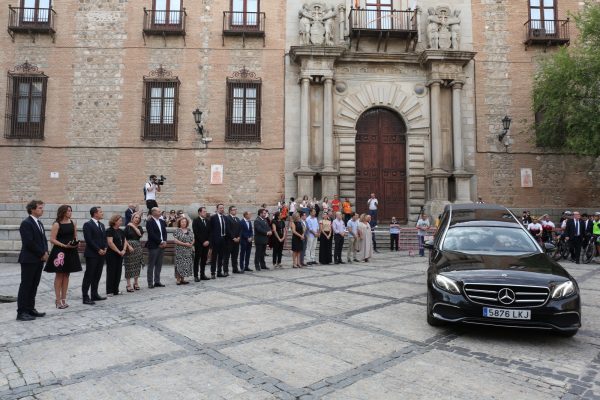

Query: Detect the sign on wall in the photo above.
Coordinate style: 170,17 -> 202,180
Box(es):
210,164 -> 223,185
520,168 -> 533,188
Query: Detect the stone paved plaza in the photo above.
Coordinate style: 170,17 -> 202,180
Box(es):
1,252 -> 600,399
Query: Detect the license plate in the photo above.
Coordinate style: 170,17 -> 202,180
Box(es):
483,307 -> 531,320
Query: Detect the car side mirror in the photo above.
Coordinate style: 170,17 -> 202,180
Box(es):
424,240 -> 434,250
544,242 -> 556,252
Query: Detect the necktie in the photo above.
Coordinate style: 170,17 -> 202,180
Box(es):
220,215 -> 225,236
575,221 -> 579,236
37,220 -> 44,234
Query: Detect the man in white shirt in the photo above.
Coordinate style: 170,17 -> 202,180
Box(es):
305,209 -> 320,265
346,213 -> 359,263
367,193 -> 378,225
144,175 -> 161,211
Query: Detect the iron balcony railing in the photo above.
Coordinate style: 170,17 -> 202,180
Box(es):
223,11 -> 265,35
8,6 -> 56,34
349,8 -> 417,36
143,8 -> 186,35
524,19 -> 570,46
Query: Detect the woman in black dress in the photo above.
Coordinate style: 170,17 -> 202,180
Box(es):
271,212 -> 287,268
106,215 -> 129,296
290,213 -> 305,268
44,205 -> 82,309
318,212 -> 333,264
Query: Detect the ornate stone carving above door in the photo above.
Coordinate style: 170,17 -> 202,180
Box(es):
299,2 -> 338,46
426,6 -> 461,50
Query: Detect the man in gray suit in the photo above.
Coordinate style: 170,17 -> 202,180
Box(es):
253,208 -> 272,271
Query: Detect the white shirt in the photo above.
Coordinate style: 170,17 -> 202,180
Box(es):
153,217 -> 164,241
368,198 -> 378,210
145,182 -> 156,200
290,202 -> 297,213
541,220 -> 555,229
30,215 -> 43,233
527,222 -> 542,232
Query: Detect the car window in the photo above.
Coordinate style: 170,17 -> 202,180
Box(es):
441,226 -> 539,254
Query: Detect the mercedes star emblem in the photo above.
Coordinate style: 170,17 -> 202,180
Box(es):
498,288 -> 516,305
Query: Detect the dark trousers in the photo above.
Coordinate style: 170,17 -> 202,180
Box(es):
211,239 -> 226,275
17,262 -> 43,314
105,253 -> 123,295
255,243 -> 267,270
301,238 -> 307,264
147,247 -> 164,285
390,233 -> 399,251
334,234 -> 345,263
372,231 -> 377,250
368,210 -> 378,225
418,235 -> 425,256
569,236 -> 583,263
272,240 -> 283,265
82,256 -> 105,299
145,199 -> 158,211
224,240 -> 240,272
240,239 -> 252,270
193,244 -> 209,278
344,213 -> 352,225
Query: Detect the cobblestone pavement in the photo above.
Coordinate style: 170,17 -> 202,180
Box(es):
1,252 -> 599,399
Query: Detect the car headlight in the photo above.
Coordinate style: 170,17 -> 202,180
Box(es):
434,274 -> 461,294
551,281 -> 576,299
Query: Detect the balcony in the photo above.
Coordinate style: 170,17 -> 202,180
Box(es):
143,8 -> 187,45
7,6 -> 56,42
222,11 -> 266,47
348,8 -> 418,52
524,19 -> 570,50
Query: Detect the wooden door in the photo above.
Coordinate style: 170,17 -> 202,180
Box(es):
355,108 -> 407,223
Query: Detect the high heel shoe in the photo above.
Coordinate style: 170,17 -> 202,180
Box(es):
55,300 -> 67,309
61,299 -> 69,308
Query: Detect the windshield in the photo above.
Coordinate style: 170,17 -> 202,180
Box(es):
441,226 -> 540,254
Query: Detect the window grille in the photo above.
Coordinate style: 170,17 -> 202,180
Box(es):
226,67 -> 262,142
141,66 -> 180,141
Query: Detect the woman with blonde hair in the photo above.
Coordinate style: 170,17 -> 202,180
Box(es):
44,205 -> 82,308
124,212 -> 144,292
173,216 -> 194,285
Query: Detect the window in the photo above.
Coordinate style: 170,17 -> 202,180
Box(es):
20,0 -> 51,24
231,0 -> 259,27
4,62 -> 48,139
366,0 -> 392,29
529,0 -> 556,34
226,67 -> 261,142
152,0 -> 182,26
142,66 -> 180,141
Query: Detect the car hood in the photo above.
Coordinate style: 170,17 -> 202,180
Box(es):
432,251 -> 573,285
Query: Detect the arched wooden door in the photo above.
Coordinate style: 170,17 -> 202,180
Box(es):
355,108 -> 407,223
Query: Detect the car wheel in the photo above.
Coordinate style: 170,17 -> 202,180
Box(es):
427,291 -> 445,327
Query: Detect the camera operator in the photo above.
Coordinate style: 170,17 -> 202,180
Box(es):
144,175 -> 161,211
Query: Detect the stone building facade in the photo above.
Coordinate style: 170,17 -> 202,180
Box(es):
285,0 -> 477,223
0,0 -> 286,218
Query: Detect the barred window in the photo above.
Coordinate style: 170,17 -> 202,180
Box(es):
4,62 -> 48,139
529,0 -> 557,34
152,0 -> 182,25
21,0 -> 51,24
142,66 -> 180,141
231,0 -> 259,27
226,67 -> 261,142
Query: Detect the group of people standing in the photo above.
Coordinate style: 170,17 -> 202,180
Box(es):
14,194 -> 387,321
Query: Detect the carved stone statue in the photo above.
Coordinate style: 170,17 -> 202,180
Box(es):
426,6 -> 462,50
298,2 -> 338,46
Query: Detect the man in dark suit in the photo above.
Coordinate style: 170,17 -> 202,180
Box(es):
239,211 -> 254,272
254,208 -> 272,271
124,203 -> 137,225
565,211 -> 584,264
209,204 -> 228,278
146,207 -> 168,288
82,206 -> 108,304
16,200 -> 49,321
192,207 -> 211,281
224,205 -> 242,274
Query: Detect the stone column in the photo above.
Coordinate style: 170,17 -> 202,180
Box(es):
451,80 -> 473,203
300,76 -> 311,169
322,77 -> 338,196
427,80 -> 450,217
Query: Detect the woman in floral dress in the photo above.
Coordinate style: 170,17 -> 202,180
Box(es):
173,217 -> 194,285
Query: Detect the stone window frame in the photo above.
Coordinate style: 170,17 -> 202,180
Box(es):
141,66 -> 180,141
225,67 -> 262,142
4,61 -> 48,140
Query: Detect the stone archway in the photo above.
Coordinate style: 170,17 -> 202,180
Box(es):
355,107 -> 407,223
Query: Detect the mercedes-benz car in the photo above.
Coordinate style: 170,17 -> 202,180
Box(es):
425,203 -> 581,336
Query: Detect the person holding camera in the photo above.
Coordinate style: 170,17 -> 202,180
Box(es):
44,205 -> 82,309
144,175 -> 162,211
